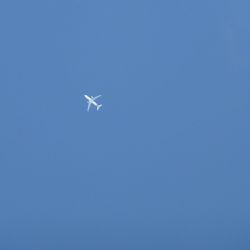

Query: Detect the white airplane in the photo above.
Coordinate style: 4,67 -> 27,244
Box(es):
84,94 -> 102,111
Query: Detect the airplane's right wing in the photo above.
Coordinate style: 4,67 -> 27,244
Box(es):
87,102 -> 91,111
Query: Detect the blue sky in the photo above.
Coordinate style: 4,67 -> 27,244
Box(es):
0,1 -> 250,249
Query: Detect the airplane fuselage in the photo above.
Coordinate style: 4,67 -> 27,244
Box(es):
84,95 -> 98,107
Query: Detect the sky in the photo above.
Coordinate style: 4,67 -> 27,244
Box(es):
0,1 -> 250,249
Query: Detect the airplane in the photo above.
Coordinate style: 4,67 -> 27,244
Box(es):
84,94 -> 102,112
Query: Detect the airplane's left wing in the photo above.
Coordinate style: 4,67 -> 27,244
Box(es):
92,95 -> 101,100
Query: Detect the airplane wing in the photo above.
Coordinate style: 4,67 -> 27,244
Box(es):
92,95 -> 101,100
87,102 -> 91,111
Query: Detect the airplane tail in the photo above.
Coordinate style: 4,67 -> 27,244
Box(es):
97,104 -> 102,111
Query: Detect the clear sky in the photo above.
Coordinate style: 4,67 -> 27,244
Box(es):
0,1 -> 250,249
